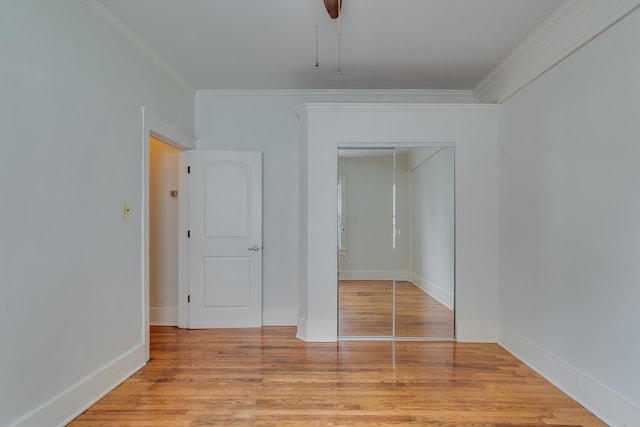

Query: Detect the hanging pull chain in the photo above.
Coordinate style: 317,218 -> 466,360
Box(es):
337,9 -> 342,74
315,25 -> 319,67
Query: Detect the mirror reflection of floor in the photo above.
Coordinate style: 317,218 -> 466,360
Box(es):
338,280 -> 454,338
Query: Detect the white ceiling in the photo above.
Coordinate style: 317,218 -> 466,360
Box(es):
99,0 -> 565,91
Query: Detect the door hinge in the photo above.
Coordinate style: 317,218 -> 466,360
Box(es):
187,295 -> 190,303
187,166 -> 190,174
187,230 -> 190,238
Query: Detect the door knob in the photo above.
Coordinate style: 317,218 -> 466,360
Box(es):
248,245 -> 261,251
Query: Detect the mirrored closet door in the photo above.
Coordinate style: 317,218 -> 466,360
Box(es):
337,146 -> 455,340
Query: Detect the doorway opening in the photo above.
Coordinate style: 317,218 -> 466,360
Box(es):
142,107 -> 195,361
337,145 -> 455,341
149,137 -> 180,326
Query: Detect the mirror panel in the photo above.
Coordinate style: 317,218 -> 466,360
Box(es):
338,149 -> 395,337
395,147 -> 455,338
337,146 -> 455,340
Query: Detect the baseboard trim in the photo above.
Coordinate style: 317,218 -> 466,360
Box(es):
499,325 -> 640,426
10,343 -> 146,427
339,270 -> 409,281
263,308 -> 298,326
296,317 -> 337,342
150,306 -> 178,326
410,273 -> 454,310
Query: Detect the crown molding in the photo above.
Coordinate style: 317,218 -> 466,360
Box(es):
83,0 -> 195,97
295,103 -> 500,118
196,89 -> 477,103
473,0 -> 640,103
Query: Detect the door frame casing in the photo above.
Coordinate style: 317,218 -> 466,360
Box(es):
142,107 -> 195,360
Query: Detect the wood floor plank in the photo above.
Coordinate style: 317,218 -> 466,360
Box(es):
67,326 -> 605,426
338,280 -> 454,337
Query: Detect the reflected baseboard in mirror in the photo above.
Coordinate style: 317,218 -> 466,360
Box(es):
338,280 -> 454,339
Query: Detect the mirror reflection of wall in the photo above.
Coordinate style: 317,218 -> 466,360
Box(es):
337,146 -> 454,340
401,147 -> 454,338
338,150 -> 406,281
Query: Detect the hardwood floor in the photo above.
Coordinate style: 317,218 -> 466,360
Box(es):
68,326 -> 605,426
339,280 -> 393,336
339,280 -> 454,338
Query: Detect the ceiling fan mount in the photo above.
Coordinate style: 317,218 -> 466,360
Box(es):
324,0 -> 342,19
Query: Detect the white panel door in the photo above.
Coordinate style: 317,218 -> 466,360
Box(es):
189,151 -> 262,328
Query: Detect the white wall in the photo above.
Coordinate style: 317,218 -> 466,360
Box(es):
0,1 -> 194,426
149,137 -> 179,325
409,148 -> 455,309
497,7 -> 640,426
338,155 -> 410,280
298,104 -> 499,342
195,91 -> 473,326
